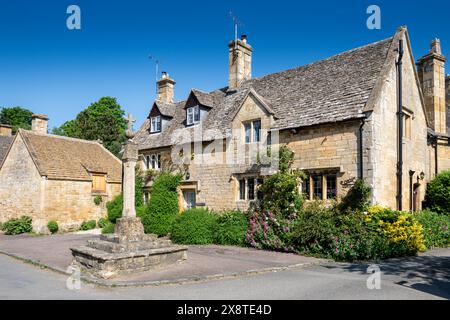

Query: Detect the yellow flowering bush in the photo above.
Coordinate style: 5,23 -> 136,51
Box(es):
367,205 -> 385,216
366,206 -> 426,255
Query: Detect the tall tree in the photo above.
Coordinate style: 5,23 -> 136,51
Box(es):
52,97 -> 127,157
0,107 -> 33,134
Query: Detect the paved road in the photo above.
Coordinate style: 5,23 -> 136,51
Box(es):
0,249 -> 449,299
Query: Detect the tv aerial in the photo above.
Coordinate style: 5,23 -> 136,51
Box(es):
229,11 -> 244,54
148,54 -> 162,95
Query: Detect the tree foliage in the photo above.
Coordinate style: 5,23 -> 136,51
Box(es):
425,170 -> 450,215
52,97 -> 127,156
0,107 -> 33,134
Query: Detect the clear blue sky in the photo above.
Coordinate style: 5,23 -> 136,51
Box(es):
1,0 -> 449,129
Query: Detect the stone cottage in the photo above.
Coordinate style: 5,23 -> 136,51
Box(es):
134,27 -> 450,212
0,115 -> 122,232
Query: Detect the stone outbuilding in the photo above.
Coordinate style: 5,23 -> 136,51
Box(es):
134,27 -> 450,212
0,115 -> 122,233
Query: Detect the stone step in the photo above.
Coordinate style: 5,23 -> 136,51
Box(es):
100,233 -> 159,244
87,238 -> 174,253
70,244 -> 188,279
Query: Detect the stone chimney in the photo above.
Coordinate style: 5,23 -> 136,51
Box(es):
156,72 -> 175,103
0,124 -> 12,136
417,38 -> 446,134
228,35 -> 253,90
31,114 -> 49,134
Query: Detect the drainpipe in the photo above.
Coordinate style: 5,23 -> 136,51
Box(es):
435,137 -> 438,175
409,170 -> 415,212
396,39 -> 404,211
358,118 -> 365,180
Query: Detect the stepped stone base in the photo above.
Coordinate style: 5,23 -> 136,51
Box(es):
70,217 -> 188,279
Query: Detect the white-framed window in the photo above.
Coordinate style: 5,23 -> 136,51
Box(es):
146,153 -> 161,170
243,119 -> 262,143
150,116 -> 161,133
186,106 -> 200,125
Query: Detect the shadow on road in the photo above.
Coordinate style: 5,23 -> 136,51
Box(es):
322,254 -> 450,299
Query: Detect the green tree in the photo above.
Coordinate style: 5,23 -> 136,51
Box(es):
52,97 -> 127,156
0,107 -> 33,133
51,120 -> 78,137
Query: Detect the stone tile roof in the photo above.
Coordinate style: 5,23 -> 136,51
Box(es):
135,37 -> 393,150
19,130 -> 122,182
154,101 -> 176,118
191,89 -> 217,107
0,135 -> 13,166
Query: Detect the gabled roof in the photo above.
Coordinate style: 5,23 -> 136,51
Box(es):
135,33 -> 394,150
151,101 -> 176,118
190,89 -> 216,108
0,135 -> 13,166
16,129 -> 122,182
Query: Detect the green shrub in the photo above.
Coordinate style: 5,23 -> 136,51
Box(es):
291,202 -> 338,255
101,221 -> 115,234
414,209 -> 450,248
338,179 -> 372,212
215,211 -> 248,246
259,145 -> 305,217
106,194 -> 123,223
171,208 -> 217,244
0,222 -> 3,231
246,210 -> 296,252
3,216 -> 33,235
80,220 -> 97,231
47,220 -> 58,234
141,173 -> 182,236
105,170 -> 145,223
98,217 -> 108,228
328,211 -> 388,261
94,195 -> 102,206
425,170 -> 450,215
135,168 -> 144,208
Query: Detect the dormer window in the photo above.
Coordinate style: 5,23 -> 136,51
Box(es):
187,106 -> 200,125
150,116 -> 161,133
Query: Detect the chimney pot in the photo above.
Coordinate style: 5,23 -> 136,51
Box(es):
431,38 -> 442,55
241,34 -> 247,43
31,114 -> 49,134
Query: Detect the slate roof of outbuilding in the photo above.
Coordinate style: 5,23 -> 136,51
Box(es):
18,129 -> 122,182
0,135 -> 13,166
135,36 -> 394,151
